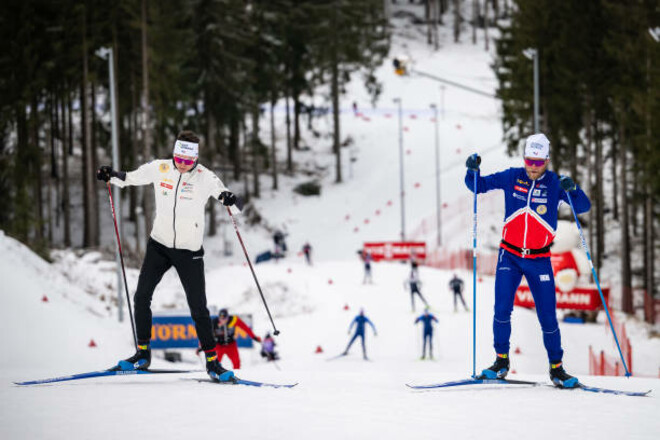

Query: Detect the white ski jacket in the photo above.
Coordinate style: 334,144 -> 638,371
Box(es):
111,159 -> 229,251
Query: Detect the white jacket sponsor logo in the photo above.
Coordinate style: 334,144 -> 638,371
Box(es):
111,160 -> 228,251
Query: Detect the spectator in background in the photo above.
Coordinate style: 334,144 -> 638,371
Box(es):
302,242 -> 313,266
211,308 -> 261,369
260,333 -> 279,361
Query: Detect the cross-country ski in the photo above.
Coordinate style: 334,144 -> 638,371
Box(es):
406,378 -> 651,397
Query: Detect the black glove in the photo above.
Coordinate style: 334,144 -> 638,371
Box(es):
219,191 -> 236,206
560,175 -> 576,191
96,165 -> 117,182
466,154 -> 481,171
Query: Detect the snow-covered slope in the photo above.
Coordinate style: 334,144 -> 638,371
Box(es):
1,232 -> 659,440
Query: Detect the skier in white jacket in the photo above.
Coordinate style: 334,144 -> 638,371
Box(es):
97,130 -> 236,382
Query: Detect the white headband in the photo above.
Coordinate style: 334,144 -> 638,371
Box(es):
173,140 -> 199,158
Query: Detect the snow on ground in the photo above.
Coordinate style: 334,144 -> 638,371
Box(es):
1,232 -> 659,440
1,8 -> 659,440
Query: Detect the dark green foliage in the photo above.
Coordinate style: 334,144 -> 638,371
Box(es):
0,0 -> 390,252
293,180 -> 321,196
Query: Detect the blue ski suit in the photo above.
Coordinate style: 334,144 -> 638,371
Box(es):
415,313 -> 438,358
345,314 -> 377,359
465,167 -> 590,362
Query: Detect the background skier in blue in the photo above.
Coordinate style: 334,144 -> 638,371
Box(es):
465,133 -> 590,388
415,308 -> 439,360
343,309 -> 377,360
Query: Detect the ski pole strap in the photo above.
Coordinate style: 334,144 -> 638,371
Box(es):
500,240 -> 551,256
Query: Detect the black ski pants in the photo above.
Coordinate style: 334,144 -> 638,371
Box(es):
133,238 -> 215,351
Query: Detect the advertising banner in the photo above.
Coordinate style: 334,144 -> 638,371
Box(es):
363,241 -> 426,262
150,313 -> 254,349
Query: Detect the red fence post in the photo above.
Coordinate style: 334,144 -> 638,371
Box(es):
599,350 -> 605,376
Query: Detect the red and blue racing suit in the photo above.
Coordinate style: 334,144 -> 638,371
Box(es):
465,167 -> 590,362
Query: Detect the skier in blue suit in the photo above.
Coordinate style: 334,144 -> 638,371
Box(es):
343,309 -> 377,360
464,133 -> 590,388
415,308 -> 439,359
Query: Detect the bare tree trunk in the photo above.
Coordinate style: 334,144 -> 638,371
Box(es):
293,93 -> 301,150
611,137 -> 618,220
484,0 -> 489,51
453,0 -> 461,43
53,94 -> 61,232
61,92 -> 71,247
431,0 -> 439,50
241,117 -> 249,202
594,121 -> 604,277
270,93 -> 278,190
584,106 -> 594,262
81,8 -> 98,249
46,98 -> 54,244
426,0 -> 432,45
30,97 -> 44,243
129,72 -> 142,255
619,110 -> 633,314
285,92 -> 292,173
90,81 -> 99,245
631,172 -> 639,237
251,106 -> 261,198
471,0 -> 477,44
229,112 -> 241,180
644,46 -> 655,301
141,0 -> 153,238
331,4 -> 342,184
206,109 -> 217,237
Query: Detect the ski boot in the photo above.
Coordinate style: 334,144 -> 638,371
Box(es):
206,353 -> 235,383
478,353 -> 510,379
116,344 -> 151,371
549,362 -> 579,388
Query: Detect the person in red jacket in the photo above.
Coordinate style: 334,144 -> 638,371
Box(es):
212,308 -> 261,369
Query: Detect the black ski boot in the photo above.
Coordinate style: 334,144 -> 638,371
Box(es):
549,362 -> 579,388
117,344 -> 151,371
478,353 -> 510,379
206,353 -> 235,383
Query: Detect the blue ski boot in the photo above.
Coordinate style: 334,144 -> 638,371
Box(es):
117,344 -> 151,371
206,353 -> 235,383
549,362 -> 578,388
478,353 -> 510,379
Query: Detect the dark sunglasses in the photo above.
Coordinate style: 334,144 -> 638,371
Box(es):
174,156 -> 196,165
524,158 -> 546,167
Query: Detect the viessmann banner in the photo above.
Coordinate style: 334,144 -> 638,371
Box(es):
514,286 -> 609,311
150,313 -> 254,349
363,241 -> 426,262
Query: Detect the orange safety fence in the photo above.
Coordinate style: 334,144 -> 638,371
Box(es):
642,289 -> 660,325
589,308 -> 633,376
424,248 -> 498,276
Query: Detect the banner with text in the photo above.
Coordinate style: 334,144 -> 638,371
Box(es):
150,313 -> 254,349
363,241 -> 427,262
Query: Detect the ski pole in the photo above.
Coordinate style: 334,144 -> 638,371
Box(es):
226,206 -> 280,335
471,170 -> 478,378
106,182 -> 138,350
565,191 -> 630,377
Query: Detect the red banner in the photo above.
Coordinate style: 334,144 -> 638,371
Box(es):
363,242 -> 426,262
514,285 -> 609,311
